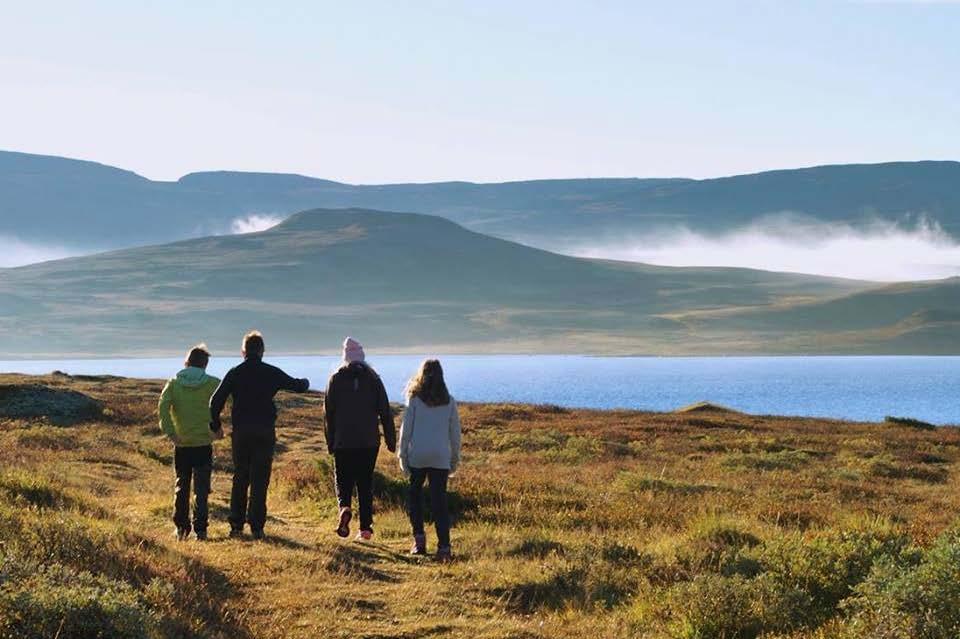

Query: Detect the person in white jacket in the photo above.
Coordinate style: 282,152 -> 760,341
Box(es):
398,359 -> 461,561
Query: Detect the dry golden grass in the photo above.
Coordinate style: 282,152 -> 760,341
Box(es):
2,373 -> 960,638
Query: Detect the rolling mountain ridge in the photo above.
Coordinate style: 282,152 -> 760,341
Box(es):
3,150 -> 958,252
1,208 -> 956,357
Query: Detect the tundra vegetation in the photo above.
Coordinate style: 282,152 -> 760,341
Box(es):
1,373 -> 959,638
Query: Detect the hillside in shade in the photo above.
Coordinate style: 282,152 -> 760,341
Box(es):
3,150 -> 959,252
3,207 -> 959,356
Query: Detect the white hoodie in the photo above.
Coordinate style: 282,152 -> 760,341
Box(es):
398,396 -> 462,473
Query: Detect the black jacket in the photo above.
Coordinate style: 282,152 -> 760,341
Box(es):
210,357 -> 309,438
324,362 -> 396,454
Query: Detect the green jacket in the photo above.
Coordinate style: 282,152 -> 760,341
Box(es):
158,367 -> 221,447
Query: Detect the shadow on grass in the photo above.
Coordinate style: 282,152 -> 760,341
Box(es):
322,544 -> 399,583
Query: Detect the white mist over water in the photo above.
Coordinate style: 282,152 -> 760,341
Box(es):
0,236 -> 75,267
230,213 -> 285,234
565,217 -> 960,282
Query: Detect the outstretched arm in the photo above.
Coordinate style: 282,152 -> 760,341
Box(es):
277,368 -> 310,393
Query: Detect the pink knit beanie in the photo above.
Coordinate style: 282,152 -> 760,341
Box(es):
343,337 -> 365,363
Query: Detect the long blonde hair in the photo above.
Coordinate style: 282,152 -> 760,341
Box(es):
404,359 -> 450,407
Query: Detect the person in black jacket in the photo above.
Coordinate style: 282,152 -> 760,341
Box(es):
210,331 -> 309,540
325,337 -> 396,540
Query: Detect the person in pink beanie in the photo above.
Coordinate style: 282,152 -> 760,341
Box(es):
343,337 -> 365,364
324,337 -> 396,541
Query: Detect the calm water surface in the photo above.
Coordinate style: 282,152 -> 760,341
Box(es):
1,356 -> 957,425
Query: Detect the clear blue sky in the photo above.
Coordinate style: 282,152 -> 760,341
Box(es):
1,1 -> 957,183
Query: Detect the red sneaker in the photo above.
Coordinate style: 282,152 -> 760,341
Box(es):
336,507 -> 352,538
356,529 -> 373,541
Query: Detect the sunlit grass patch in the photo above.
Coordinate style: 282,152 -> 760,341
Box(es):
615,472 -> 718,496
722,449 -> 812,472
489,542 -> 648,613
12,425 -> 81,450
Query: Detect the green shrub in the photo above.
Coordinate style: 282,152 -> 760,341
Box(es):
675,517 -> 762,577
0,472 -> 74,511
884,416 -> 936,431
721,449 -> 811,471
493,542 -> 647,612
0,559 -> 158,639
758,526 -> 910,624
615,472 -> 715,496
484,429 -> 566,453
864,455 -> 948,484
659,573 -> 809,639
542,435 -> 604,463
841,528 -> 960,639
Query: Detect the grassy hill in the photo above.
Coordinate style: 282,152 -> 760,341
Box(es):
2,373 -> 960,638
3,150 -> 960,250
0,208 -> 880,357
672,277 -> 960,354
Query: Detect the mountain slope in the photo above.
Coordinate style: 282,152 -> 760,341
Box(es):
3,150 -> 959,252
683,277 -> 960,354
0,208 -> 879,357
598,161 -> 960,233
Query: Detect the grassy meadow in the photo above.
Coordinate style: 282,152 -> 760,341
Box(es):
2,373 -> 960,638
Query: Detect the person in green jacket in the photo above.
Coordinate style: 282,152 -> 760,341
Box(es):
159,344 -> 222,541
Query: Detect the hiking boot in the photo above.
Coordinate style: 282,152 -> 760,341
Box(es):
195,530 -> 208,542
251,529 -> 265,541
410,534 -> 427,555
229,527 -> 245,539
336,507 -> 352,538
436,546 -> 453,563
356,528 -> 373,541
175,528 -> 190,542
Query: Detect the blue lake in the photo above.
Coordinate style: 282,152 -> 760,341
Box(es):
1,355 -> 958,425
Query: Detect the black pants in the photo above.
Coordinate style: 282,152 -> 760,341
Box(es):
408,467 -> 451,549
230,432 -> 275,532
173,445 -> 213,534
334,448 -> 379,530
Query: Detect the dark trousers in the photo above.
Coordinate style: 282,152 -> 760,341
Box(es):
173,445 -> 213,534
334,448 -> 379,530
230,432 -> 275,532
408,467 -> 451,549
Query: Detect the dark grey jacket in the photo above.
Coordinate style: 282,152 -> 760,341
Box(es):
324,362 -> 396,453
210,357 -> 309,438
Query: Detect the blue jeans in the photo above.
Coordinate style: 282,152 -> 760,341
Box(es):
408,467 -> 450,548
